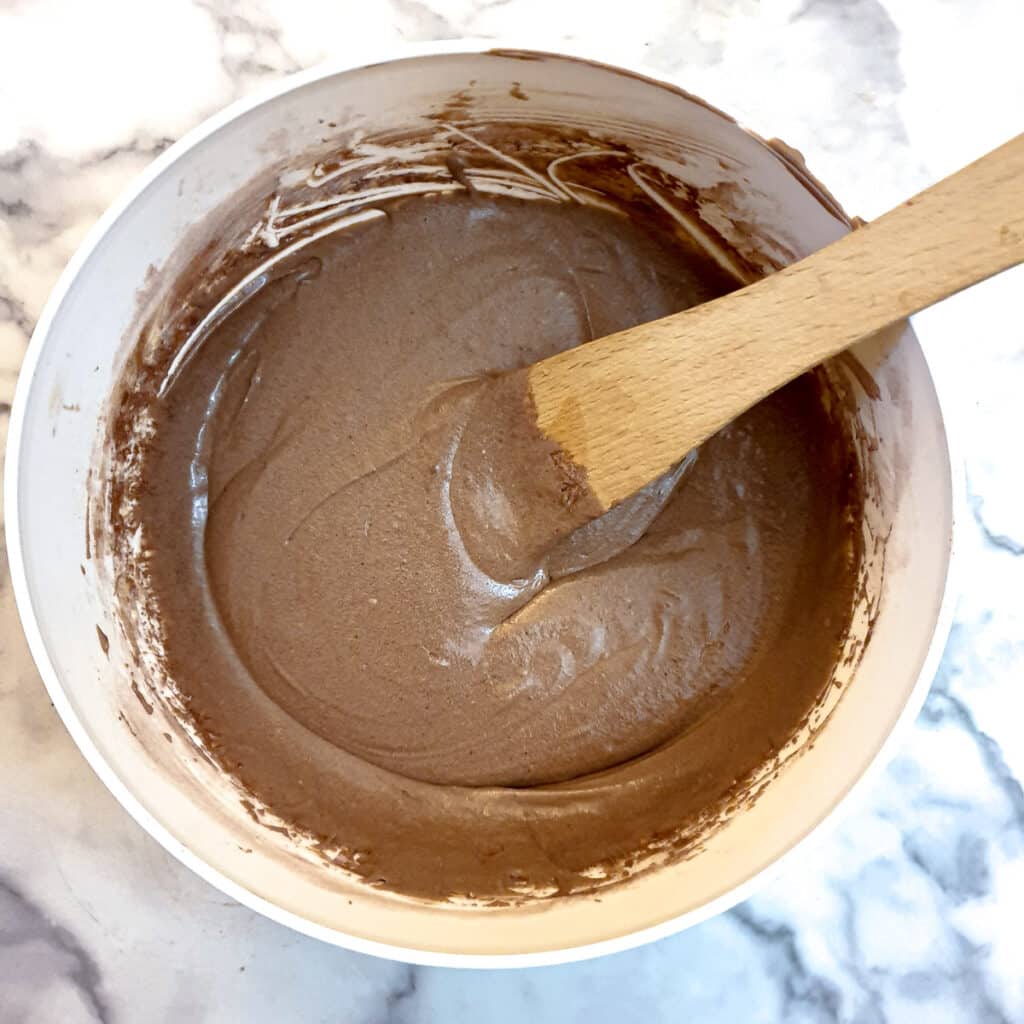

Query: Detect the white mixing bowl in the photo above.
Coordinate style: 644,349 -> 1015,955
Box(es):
4,42 -> 956,966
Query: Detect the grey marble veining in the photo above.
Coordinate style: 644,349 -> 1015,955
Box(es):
1,1 -> 1022,1020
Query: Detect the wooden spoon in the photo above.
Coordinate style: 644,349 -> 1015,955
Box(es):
527,133 -> 1024,512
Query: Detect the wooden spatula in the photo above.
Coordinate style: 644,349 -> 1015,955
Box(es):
526,133 -> 1024,512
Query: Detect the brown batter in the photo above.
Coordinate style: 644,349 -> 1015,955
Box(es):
123,192 -> 863,901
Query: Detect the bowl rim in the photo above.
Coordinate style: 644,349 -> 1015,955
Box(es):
3,38 -> 963,968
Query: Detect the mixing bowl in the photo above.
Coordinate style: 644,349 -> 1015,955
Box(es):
4,42 -> 956,966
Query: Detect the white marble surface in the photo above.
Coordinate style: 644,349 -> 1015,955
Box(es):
1,0 -> 1022,1020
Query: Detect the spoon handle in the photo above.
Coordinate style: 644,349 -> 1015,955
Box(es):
528,133 -> 1024,509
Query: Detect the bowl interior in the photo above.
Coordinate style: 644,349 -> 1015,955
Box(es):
7,48 -> 953,964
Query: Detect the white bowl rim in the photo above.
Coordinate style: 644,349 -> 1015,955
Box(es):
3,37 -> 964,969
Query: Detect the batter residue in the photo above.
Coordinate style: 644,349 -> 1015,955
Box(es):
120,192 -> 863,900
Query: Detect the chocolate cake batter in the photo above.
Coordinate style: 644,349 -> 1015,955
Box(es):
122,191 -> 863,901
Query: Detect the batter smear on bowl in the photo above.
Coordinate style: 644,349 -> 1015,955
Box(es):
108,183 -> 864,901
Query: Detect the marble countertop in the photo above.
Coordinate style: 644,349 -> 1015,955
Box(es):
1,1 -> 1022,1020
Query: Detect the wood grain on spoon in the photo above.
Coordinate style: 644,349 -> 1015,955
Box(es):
527,133 -> 1024,511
